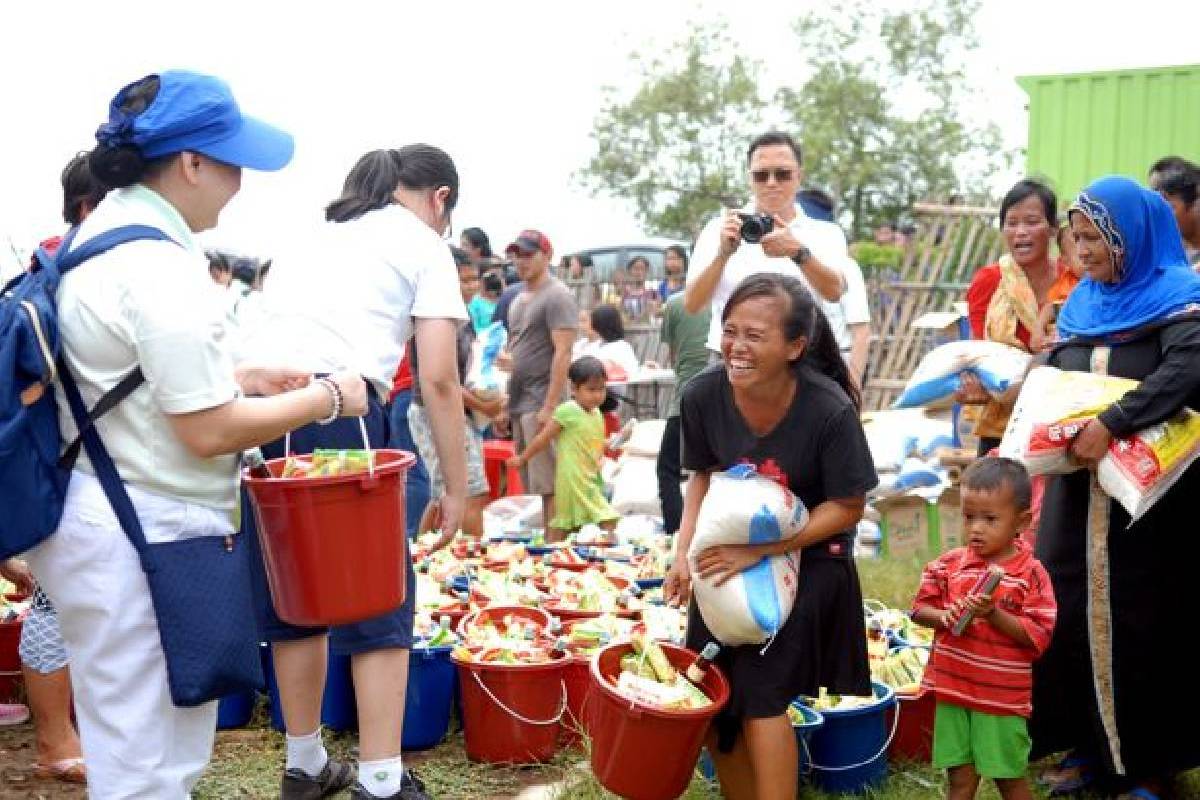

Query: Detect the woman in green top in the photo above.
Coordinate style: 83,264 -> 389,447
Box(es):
508,356 -> 618,538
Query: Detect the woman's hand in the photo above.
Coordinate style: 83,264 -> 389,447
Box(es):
0,558 -> 34,596
953,372 -> 991,405
327,371 -> 368,418
663,559 -> 692,607
694,543 -> 767,587
1070,418 -> 1113,464
235,365 -> 312,397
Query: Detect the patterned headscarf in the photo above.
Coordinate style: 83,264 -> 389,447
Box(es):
1057,175 -> 1200,340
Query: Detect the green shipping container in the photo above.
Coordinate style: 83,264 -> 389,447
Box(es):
1018,64 -> 1200,201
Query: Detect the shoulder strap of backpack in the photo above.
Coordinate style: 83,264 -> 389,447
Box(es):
55,224 -> 173,274
54,224 -> 179,472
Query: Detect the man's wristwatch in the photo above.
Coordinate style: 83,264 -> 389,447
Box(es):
791,245 -> 812,267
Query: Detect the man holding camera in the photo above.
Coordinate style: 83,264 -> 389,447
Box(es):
685,131 -> 857,355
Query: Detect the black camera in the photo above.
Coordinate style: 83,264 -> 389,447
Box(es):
738,213 -> 774,244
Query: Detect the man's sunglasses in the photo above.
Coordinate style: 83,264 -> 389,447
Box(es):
751,168 -> 796,184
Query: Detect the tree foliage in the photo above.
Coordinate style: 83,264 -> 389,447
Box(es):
581,0 -> 1012,241
580,21 -> 764,240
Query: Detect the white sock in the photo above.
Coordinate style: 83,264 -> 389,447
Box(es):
285,728 -> 329,777
358,755 -> 405,798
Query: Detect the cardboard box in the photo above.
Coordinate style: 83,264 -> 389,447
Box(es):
934,487 -> 963,552
876,495 -> 936,559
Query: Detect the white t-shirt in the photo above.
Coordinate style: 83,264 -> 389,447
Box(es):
577,339 -> 640,378
821,257 -> 870,352
56,186 -> 242,510
244,204 -> 468,397
688,204 -> 858,351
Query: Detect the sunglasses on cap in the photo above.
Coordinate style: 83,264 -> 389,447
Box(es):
751,168 -> 796,184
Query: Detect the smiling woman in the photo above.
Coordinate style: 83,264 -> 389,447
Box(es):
663,273 -> 876,800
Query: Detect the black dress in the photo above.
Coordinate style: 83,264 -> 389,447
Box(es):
1030,317 -> 1200,781
680,364 -> 877,751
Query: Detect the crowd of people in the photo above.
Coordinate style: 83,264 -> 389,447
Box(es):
0,65 -> 1198,800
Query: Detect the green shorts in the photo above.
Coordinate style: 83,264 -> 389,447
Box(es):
932,702 -> 1030,779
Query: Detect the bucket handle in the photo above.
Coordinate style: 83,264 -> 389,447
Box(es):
470,670 -> 567,727
280,416 -> 375,478
806,698 -> 901,774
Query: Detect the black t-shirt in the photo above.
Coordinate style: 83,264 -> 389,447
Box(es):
680,364 -> 878,557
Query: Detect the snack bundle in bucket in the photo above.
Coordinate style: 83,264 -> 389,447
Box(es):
609,633 -> 715,711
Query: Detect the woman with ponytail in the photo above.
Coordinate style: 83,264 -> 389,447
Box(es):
663,272 -> 876,800
239,145 -> 468,800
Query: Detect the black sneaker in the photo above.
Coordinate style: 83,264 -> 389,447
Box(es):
281,757 -> 357,799
350,770 -> 432,800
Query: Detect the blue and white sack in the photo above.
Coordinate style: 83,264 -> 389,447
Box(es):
466,321 -> 508,428
893,340 -> 1031,409
688,465 -> 808,646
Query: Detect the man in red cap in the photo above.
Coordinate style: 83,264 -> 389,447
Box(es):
503,230 -> 578,537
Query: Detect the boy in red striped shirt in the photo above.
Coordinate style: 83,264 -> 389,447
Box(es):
911,457 -> 1056,800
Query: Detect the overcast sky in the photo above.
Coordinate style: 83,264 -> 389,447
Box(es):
0,0 -> 1189,274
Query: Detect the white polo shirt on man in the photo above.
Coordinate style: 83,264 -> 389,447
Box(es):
244,203 -> 468,399
688,203 -> 858,352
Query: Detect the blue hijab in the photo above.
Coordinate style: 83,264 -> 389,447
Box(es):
1057,175 -> 1200,340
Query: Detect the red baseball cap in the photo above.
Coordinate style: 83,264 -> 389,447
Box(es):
505,229 -> 553,257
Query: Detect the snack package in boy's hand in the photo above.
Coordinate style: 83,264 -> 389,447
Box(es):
1000,366 -> 1200,520
893,340 -> 1032,409
688,465 -> 808,646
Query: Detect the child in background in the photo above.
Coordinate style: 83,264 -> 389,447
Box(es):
468,270 -> 503,333
911,458 -> 1057,800
507,356 -> 618,541
1031,226 -> 1085,351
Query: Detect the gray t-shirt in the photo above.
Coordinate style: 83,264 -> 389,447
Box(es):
507,278 -> 579,414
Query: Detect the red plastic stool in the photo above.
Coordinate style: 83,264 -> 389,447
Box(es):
481,439 -> 525,500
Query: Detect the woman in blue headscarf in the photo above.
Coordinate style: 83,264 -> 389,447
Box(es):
1031,176 -> 1200,799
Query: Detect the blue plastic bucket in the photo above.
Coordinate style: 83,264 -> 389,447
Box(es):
805,681 -> 897,794
790,701 -> 825,777
217,690 -> 256,729
264,646 -> 358,732
402,644 -> 456,750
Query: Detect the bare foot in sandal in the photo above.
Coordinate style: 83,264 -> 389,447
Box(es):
34,757 -> 87,784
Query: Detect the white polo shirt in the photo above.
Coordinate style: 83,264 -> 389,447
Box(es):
56,185 -> 242,511
243,203 -> 467,398
688,204 -> 858,351
821,257 -> 870,352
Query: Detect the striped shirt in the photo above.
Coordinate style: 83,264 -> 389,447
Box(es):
912,542 -> 1056,718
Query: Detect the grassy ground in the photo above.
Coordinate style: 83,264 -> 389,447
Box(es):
3,556 -> 1197,798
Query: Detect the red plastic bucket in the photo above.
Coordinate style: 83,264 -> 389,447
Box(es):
589,641 -> 730,800
887,687 -> 935,762
243,450 -> 414,626
456,605 -> 552,639
0,619 -> 22,703
454,654 -> 567,764
561,655 -> 592,747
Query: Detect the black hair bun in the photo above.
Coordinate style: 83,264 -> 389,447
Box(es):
88,144 -> 146,189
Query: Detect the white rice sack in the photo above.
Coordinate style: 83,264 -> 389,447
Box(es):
688,465 -> 809,646
610,456 -> 661,516
623,418 -> 667,458
893,340 -> 1032,409
1000,366 -> 1200,521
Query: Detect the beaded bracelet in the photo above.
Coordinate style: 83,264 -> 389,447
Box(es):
314,377 -> 342,425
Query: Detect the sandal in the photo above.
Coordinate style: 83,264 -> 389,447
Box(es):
1039,753 -> 1090,785
0,703 -> 30,726
33,757 -> 87,784
1045,766 -> 1095,797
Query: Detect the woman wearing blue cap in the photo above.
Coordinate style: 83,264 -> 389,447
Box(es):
25,71 -> 368,799
240,146 -> 469,800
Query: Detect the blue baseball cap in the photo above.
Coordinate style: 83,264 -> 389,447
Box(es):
96,70 -> 293,171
